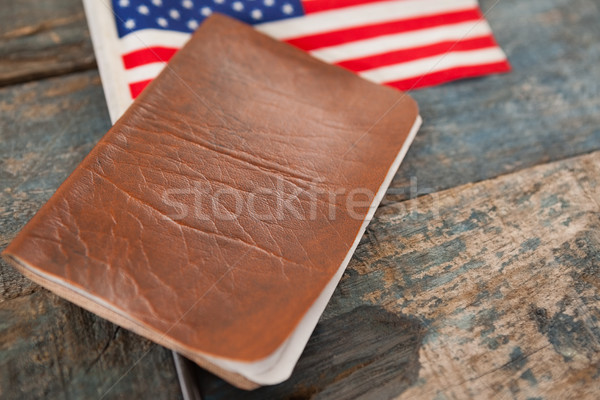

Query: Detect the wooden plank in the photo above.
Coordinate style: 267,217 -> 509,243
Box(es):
201,150 -> 600,399
0,71 -> 181,399
385,0 -> 600,203
0,0 -> 95,86
0,0 -> 597,199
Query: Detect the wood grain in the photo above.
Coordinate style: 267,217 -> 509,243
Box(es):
0,290 -> 181,399
0,0 -> 95,86
0,0 -> 597,201
0,71 -> 181,399
203,150 -> 600,399
198,305 -> 427,400
385,0 -> 600,203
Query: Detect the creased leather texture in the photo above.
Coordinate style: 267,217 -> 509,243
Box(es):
3,13 -> 418,385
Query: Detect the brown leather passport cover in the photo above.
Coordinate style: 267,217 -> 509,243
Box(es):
3,14 -> 418,388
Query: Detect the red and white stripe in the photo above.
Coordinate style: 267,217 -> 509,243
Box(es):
84,0 -> 509,122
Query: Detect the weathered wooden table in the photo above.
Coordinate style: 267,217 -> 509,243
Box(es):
1,0 -> 599,398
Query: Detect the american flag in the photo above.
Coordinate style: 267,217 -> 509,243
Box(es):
83,0 -> 510,122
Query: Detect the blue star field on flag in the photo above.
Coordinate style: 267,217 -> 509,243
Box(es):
112,0 -> 305,37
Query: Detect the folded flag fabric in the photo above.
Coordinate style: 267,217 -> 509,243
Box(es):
84,0 -> 510,122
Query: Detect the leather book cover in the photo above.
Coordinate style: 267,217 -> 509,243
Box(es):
2,14 -> 421,389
